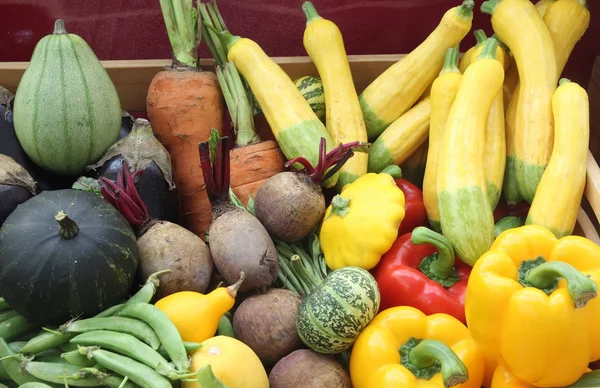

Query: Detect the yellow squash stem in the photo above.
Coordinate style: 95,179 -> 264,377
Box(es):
458,29 -> 487,73
437,38 -> 503,266
302,2 -> 368,191
359,0 -> 474,140
526,79 -> 589,238
482,0 -> 558,204
423,47 -> 462,232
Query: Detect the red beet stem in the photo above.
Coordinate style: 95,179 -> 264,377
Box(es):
199,136 -> 232,206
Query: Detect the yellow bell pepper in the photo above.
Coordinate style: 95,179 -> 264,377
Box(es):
320,166 -> 405,270
349,306 -> 484,388
465,225 -> 600,388
490,363 -> 536,388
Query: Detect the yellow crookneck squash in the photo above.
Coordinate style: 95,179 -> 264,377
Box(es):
349,306 -> 485,388
526,79 -> 589,238
465,225 -> 600,387
301,2 -> 368,191
436,38 -> 503,266
423,47 -> 462,232
320,166 -> 405,271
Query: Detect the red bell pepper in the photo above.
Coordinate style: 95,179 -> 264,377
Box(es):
371,226 -> 471,325
394,178 -> 428,236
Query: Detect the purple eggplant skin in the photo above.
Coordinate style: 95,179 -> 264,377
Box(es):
97,158 -> 180,224
119,112 -> 134,140
0,184 -> 33,226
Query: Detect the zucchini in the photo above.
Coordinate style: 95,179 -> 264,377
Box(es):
296,267 -> 380,354
437,38 -> 503,266
221,32 -> 338,187
526,79 -> 589,238
302,2 -> 368,191
359,0 -> 473,140
423,47 -> 462,232
294,76 -> 325,122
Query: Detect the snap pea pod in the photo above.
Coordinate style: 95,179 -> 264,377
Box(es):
61,350 -> 97,367
195,365 -> 230,388
0,338 -> 49,385
117,303 -> 189,372
65,368 -> 139,388
17,384 -> 54,388
127,270 -> 170,305
23,361 -> 104,386
59,342 -> 78,352
20,331 -> 73,356
102,375 -> 140,388
0,299 -> 9,312
83,347 -> 172,388
216,314 -> 235,338
71,331 -> 169,370
157,341 -> 203,358
66,317 -> 161,350
0,311 -> 17,324
0,315 -> 38,342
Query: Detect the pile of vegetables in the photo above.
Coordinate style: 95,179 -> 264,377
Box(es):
0,0 -> 598,387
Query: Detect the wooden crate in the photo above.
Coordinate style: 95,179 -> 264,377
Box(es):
1,55 -> 599,244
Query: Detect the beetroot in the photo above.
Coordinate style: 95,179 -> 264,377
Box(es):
254,138 -> 363,242
199,136 -> 278,292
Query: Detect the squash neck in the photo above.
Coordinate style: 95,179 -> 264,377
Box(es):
53,19 -> 68,35
302,2 -> 323,23
55,211 -> 79,240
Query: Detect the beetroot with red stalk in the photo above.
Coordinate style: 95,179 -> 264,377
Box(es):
98,161 -> 213,299
254,138 -> 362,242
200,136 -> 278,292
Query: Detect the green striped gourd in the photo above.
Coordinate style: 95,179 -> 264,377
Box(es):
296,267 -> 380,354
294,76 -> 326,122
13,19 -> 121,176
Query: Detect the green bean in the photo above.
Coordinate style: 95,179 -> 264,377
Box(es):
157,341 -> 203,358
23,361 -> 104,386
0,311 -> 17,324
84,347 -> 171,388
117,303 -> 189,371
216,314 -> 235,338
60,350 -> 96,367
0,315 -> 37,342
0,338 -> 47,385
71,331 -> 169,370
0,299 -> 9,312
66,317 -> 161,349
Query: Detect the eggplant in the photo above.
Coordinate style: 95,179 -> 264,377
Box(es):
0,154 -> 37,225
86,118 -> 179,224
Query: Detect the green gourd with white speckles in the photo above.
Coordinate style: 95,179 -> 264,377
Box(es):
13,19 -> 121,176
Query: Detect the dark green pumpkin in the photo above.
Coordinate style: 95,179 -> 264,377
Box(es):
0,189 -> 139,325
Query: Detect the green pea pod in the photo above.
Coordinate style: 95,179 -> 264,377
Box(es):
0,298 -> 10,311
23,361 -> 104,386
18,384 -> 54,388
0,315 -> 37,341
216,315 -> 235,338
102,375 -> 138,388
158,341 -> 203,358
0,338 -> 47,385
65,317 -> 160,350
71,330 -> 169,370
84,347 -> 172,388
117,303 -> 189,371
20,331 -> 74,356
196,365 -> 230,387
0,310 -> 18,324
61,350 -> 97,367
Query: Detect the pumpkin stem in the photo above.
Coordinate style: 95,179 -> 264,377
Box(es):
53,19 -> 67,35
55,211 -> 79,240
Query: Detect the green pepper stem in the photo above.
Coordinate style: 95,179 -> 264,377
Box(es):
481,0 -> 501,15
302,2 -> 323,23
53,19 -> 67,35
559,78 -> 572,86
440,47 -> 460,75
457,0 -> 475,19
473,29 -> 487,45
380,165 -> 403,179
411,227 -> 456,280
477,38 -> 498,60
527,261 -> 598,308
408,339 -> 469,388
330,195 -> 351,218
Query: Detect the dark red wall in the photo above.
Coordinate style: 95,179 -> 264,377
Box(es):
1,0 -> 598,87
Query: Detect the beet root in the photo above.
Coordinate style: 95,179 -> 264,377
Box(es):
138,220 -> 213,299
233,288 -> 303,367
269,349 -> 351,388
208,205 -> 278,292
254,172 -> 325,242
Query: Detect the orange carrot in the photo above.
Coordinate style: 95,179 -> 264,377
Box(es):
147,0 -> 224,236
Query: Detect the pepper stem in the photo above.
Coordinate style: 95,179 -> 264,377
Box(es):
473,29 -> 487,45
411,227 -> 459,287
302,2 -> 323,23
53,19 -> 67,35
526,260 -> 598,308
481,0 -> 501,15
55,211 -> 79,240
329,195 -> 351,218
457,0 -> 475,19
440,47 -> 460,75
400,338 -> 469,387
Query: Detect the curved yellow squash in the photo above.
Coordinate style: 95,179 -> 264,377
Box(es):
423,47 -> 462,232
526,79 -> 589,238
301,2 -> 368,191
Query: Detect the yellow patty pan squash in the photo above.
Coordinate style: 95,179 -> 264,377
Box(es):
320,167 -> 405,270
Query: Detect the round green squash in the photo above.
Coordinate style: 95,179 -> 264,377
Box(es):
0,189 -> 139,325
296,266 -> 380,354
13,19 -> 121,176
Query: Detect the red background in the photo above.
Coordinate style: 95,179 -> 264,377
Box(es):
0,0 -> 598,87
